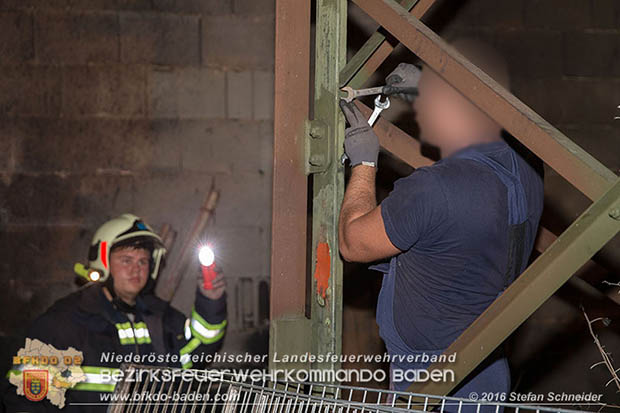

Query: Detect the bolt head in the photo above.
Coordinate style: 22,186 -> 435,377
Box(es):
309,124 -> 324,139
309,154 -> 325,166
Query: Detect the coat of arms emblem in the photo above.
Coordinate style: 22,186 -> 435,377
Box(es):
23,370 -> 48,402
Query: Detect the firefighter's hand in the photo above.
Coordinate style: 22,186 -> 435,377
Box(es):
383,63 -> 420,101
198,268 -> 226,300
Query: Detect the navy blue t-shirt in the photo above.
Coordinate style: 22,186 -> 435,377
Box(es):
380,140 -> 544,350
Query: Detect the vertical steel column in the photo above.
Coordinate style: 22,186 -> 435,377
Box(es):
270,0 -> 312,371
310,0 -> 347,371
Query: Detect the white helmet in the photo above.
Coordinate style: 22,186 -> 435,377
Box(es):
78,214 -> 166,283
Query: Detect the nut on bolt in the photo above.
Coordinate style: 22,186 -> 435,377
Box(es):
310,126 -> 322,139
309,154 -> 325,167
308,121 -> 326,140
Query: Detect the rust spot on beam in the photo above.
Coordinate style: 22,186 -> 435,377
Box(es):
313,242 -> 331,299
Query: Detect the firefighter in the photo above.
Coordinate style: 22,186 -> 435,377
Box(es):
2,213 -> 227,412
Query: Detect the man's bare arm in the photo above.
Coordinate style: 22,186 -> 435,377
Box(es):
339,165 -> 401,262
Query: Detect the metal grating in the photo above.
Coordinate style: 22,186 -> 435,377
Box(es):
107,364 -> 589,413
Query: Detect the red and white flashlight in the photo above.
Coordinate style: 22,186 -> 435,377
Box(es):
198,245 -> 217,290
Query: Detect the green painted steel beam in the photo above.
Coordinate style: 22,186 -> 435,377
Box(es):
339,30 -> 389,88
310,0 -> 347,372
341,0 -> 437,90
339,0 -> 419,87
406,178 -> 620,397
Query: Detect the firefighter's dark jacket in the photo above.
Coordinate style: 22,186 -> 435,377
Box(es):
1,283 -> 227,412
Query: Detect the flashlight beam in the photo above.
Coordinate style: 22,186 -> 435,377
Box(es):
198,246 -> 215,267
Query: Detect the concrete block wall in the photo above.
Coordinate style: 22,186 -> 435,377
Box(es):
0,0 -> 275,362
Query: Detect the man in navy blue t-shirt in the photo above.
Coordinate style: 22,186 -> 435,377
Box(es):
338,39 -> 543,408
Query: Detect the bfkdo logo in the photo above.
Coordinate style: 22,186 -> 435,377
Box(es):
23,370 -> 49,402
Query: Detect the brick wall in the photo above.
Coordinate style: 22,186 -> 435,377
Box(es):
0,0 -> 275,364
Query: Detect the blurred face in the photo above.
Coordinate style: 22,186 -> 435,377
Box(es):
109,247 -> 150,304
413,66 -> 499,156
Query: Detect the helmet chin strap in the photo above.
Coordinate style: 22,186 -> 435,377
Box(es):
104,276 -> 137,315
140,275 -> 156,296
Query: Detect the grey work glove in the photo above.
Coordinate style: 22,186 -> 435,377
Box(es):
383,63 -> 421,102
339,100 -> 380,168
